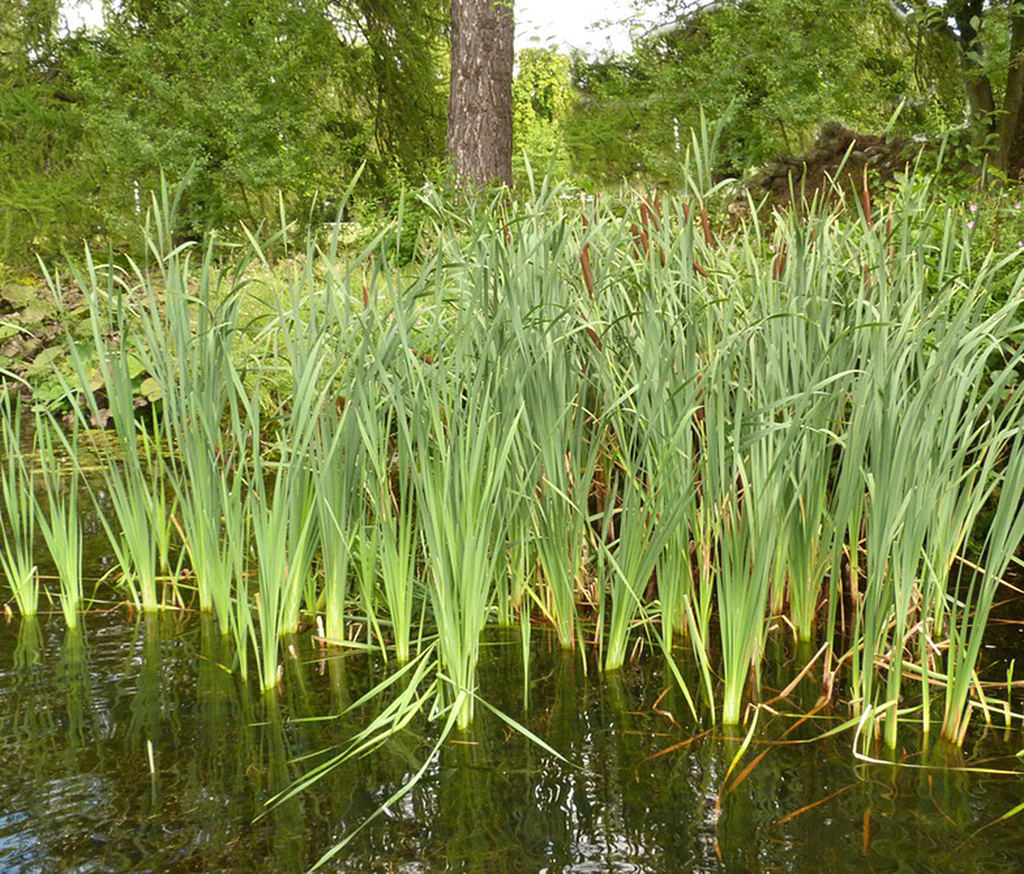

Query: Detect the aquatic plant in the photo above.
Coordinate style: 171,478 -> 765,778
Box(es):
0,391 -> 38,617
59,251 -> 171,612
33,412 -> 84,626
243,369 -> 322,694
136,230 -> 247,627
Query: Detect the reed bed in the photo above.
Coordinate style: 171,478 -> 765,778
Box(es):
3,154 -> 1024,757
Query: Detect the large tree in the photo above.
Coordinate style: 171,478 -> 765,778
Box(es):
446,0 -> 514,186
895,0 -> 1024,177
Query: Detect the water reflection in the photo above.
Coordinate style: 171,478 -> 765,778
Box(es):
0,616 -> 1022,873
12,616 -> 44,669
56,625 -> 93,752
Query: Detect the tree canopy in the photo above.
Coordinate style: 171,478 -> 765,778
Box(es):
0,0 -> 448,265
566,0 -> 966,185
6,0 -> 1024,269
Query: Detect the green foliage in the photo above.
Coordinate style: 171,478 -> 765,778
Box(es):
566,0 -> 963,184
328,0 -> 448,181
513,48 -> 573,183
0,0 -> 448,269
0,3 -> 93,267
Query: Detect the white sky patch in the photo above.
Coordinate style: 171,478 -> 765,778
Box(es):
515,0 -> 634,54
60,0 -> 103,33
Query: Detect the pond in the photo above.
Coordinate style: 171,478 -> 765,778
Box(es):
1,610 -> 1022,874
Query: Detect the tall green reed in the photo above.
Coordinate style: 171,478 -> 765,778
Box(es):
0,391 -> 38,617
243,363 -> 322,693
594,313 -> 696,673
939,353 -> 1024,743
136,232 -> 247,626
33,412 -> 84,626
403,372 -> 522,729
311,391 -> 360,645
706,340 -> 784,725
58,252 -> 171,612
392,204 -> 525,727
357,391 -> 419,662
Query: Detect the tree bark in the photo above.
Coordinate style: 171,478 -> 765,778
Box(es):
952,1 -> 997,149
446,0 -> 514,187
995,11 -> 1024,177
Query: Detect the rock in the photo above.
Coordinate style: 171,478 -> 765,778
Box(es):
747,122 -> 910,208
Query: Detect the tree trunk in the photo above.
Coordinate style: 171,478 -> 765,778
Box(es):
995,11 -> 1024,178
446,0 -> 514,187
953,1 -> 997,150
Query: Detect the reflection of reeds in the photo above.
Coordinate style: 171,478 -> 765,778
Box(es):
57,625 -> 93,750
13,614 -> 45,669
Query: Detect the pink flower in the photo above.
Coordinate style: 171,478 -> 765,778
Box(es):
970,203 -> 978,212
967,221 -> 975,229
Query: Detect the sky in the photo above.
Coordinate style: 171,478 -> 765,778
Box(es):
61,0 -> 635,56
514,0 -> 634,54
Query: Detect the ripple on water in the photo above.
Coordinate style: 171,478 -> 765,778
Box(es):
1,615 -> 1024,873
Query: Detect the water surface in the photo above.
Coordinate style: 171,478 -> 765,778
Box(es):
1,613 -> 1022,873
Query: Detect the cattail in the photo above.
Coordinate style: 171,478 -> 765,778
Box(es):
701,207 -> 715,248
641,198 -> 661,232
772,250 -> 787,280
631,223 -> 649,259
861,165 -> 872,228
581,246 -> 595,298
639,200 -> 665,263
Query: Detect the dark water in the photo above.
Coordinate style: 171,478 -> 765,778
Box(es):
1,613 -> 1022,874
